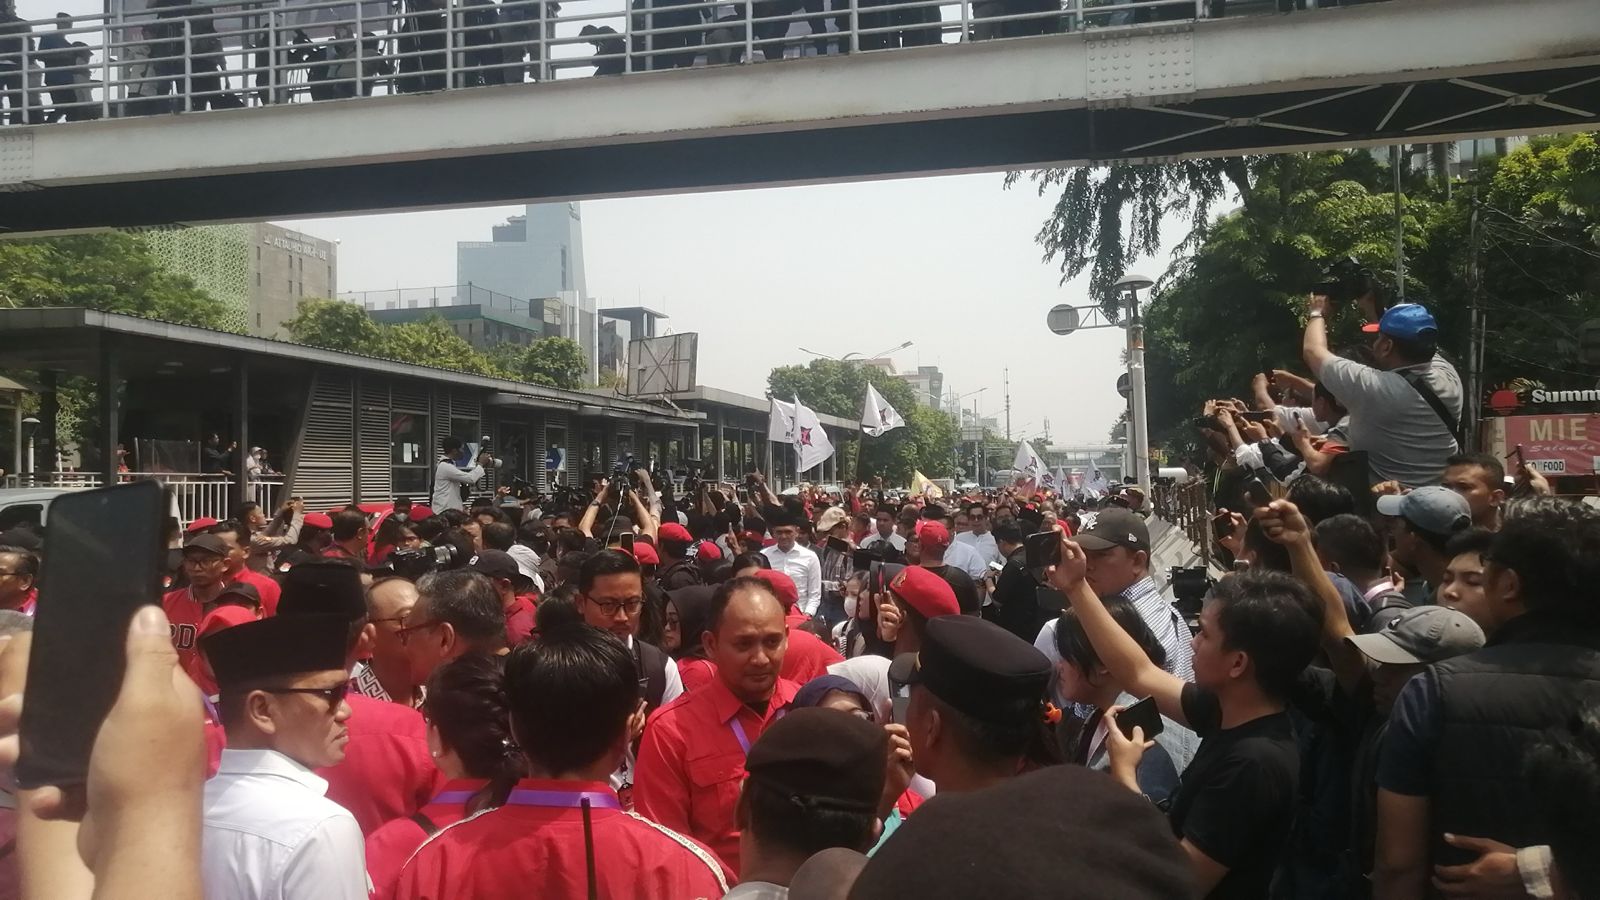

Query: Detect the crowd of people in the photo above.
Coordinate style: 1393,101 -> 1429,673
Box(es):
0,0 -> 1241,124
0,285 -> 1597,899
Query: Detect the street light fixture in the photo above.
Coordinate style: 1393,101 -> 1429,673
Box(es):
1111,274 -> 1155,495
20,416 -> 39,477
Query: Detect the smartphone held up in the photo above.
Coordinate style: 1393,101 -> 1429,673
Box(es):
16,481 -> 168,790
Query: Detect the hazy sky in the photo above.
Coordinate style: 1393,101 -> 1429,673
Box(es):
280,173 -> 1177,448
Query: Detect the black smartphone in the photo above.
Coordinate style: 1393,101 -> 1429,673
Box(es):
619,532 -> 635,554
17,481 -> 166,790
1239,411 -> 1274,423
1242,475 -> 1273,508
827,536 -> 851,555
1115,695 -> 1165,741
1211,511 -> 1236,540
1024,531 -> 1061,570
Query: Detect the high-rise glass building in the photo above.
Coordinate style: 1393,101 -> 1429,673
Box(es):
457,202 -> 597,382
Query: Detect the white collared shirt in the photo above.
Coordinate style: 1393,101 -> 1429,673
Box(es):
943,539 -> 990,581
860,531 -> 906,554
762,542 -> 824,616
202,748 -> 369,900
954,530 -> 1001,566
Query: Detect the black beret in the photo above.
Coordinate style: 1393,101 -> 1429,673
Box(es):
277,560 -> 366,623
203,613 -> 349,687
848,766 -> 1191,899
746,707 -> 887,814
889,615 -> 1049,727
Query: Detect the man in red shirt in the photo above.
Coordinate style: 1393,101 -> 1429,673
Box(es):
162,532 -> 234,676
208,520 -> 282,617
276,561 -> 442,834
467,549 -> 538,647
633,575 -> 800,876
752,569 -> 843,683
394,625 -> 731,899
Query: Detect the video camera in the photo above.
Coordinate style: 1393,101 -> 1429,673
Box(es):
1169,565 -> 1214,633
506,475 -> 538,502
387,530 -> 473,581
1311,256 -> 1375,306
608,454 -> 636,499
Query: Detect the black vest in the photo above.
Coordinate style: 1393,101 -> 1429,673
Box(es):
1429,612 -> 1600,867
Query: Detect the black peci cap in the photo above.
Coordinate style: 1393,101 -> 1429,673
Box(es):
277,560 -> 366,623
746,707 -> 887,814
888,615 -> 1050,727
202,614 -> 349,688
848,765 -> 1190,899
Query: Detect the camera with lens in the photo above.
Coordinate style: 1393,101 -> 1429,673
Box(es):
475,435 -> 505,470
1310,256 -> 1375,306
388,542 -> 462,581
507,475 -> 537,502
608,454 -> 635,498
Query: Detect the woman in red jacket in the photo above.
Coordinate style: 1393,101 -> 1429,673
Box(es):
365,653 -> 522,900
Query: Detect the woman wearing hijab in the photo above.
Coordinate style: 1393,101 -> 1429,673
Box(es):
665,584 -> 718,693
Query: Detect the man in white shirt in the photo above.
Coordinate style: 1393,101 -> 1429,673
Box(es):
199,613 -> 368,900
954,504 -> 1002,567
431,436 -> 486,512
858,508 -> 906,556
762,513 -> 823,617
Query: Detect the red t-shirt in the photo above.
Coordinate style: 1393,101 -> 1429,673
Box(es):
228,567 -> 281,617
318,693 -> 443,835
366,778 -> 487,900
505,595 -> 537,648
394,780 -> 730,900
781,626 -> 845,685
677,658 -> 717,694
633,675 -> 800,876
161,586 -> 207,680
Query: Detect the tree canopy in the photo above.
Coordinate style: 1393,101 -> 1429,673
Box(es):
768,359 -> 957,483
0,233 -> 236,331
518,337 -> 589,389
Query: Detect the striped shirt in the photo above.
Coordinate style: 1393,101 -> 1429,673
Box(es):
1119,576 -> 1195,683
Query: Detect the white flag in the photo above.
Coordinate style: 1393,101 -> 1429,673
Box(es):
768,397 -> 797,443
1012,441 -> 1043,479
793,396 -> 835,474
1052,467 -> 1069,492
1085,458 -> 1111,497
860,383 -> 906,438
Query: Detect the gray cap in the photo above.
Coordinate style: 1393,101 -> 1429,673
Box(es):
1345,605 -> 1486,666
1375,486 -> 1471,536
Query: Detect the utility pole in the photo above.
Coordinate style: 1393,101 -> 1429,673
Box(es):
1003,369 -> 1011,442
1465,196 -> 1484,450
1392,144 -> 1407,302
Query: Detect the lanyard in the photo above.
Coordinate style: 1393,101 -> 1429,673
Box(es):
730,707 -> 785,754
503,789 -> 621,810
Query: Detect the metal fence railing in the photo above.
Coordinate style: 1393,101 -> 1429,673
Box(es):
1150,475 -> 1212,567
0,0 -> 1357,126
0,472 -> 283,526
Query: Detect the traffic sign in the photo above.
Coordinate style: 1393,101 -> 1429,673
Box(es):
1116,372 -> 1131,399
1046,305 -> 1080,336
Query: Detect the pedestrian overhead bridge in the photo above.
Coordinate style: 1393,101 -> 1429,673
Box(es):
0,0 -> 1597,232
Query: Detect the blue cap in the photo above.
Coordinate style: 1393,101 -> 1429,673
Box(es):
1362,303 -> 1438,340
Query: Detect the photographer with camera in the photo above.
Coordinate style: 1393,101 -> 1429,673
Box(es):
578,466 -> 660,546
431,437 -> 492,513
1302,275 -> 1462,487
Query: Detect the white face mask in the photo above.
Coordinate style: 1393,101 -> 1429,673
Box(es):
844,595 -> 858,619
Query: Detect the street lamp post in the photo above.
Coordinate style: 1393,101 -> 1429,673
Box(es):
1112,273 -> 1155,495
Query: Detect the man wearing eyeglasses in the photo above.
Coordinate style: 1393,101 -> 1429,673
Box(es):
399,569 -> 512,695
576,550 -> 683,809
199,612 -> 369,900
0,545 -> 37,615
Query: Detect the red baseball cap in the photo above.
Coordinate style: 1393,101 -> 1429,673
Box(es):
185,516 -> 219,534
631,543 -> 660,566
889,566 -> 960,619
696,542 -> 724,563
658,523 -> 691,543
407,505 -> 435,522
915,520 -> 952,552
303,512 -> 334,530
753,569 -> 800,610
199,604 -> 258,638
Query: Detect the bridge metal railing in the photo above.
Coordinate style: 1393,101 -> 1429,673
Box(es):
0,0 -> 1351,126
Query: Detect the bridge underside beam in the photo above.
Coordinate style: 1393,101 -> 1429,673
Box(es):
1,0 -> 1597,232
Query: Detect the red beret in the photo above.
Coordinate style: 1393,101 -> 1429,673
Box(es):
658,523 -> 692,543
889,566 -> 960,619
915,520 -> 951,552
696,542 -> 724,563
199,604 -> 258,638
753,569 -> 800,610
407,505 -> 435,522
185,516 -> 219,534
303,512 -> 334,530
631,543 -> 660,566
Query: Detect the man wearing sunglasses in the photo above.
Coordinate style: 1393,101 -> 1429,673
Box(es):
200,612 -> 369,900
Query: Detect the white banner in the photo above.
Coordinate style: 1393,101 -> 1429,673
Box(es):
768,397 -> 797,443
793,397 -> 835,474
860,383 -> 906,438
